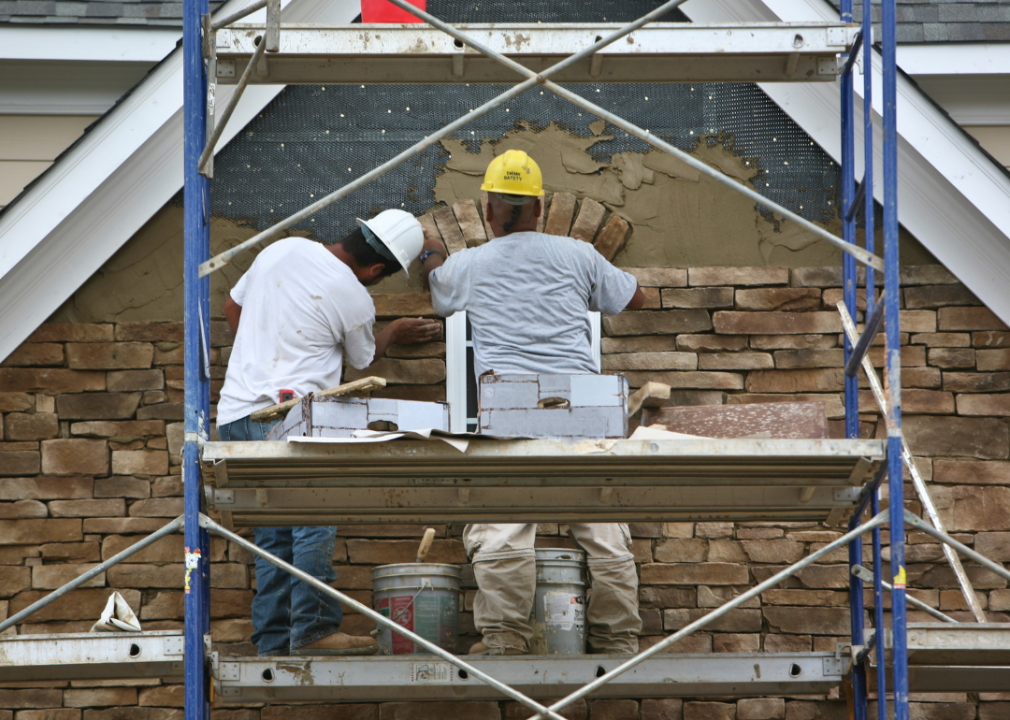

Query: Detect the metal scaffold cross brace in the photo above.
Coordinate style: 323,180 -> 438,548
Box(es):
196,0 -> 883,277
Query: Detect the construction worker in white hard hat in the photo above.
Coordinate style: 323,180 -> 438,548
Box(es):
217,208 -> 441,657
420,150 -> 647,656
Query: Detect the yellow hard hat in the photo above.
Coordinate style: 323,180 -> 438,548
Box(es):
480,150 -> 544,203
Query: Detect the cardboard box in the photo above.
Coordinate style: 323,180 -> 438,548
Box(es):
478,373 -> 628,439
267,395 -> 450,440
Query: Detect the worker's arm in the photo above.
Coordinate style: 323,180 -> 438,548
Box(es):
419,228 -> 448,285
625,284 -> 646,311
371,317 -> 443,364
224,296 -> 242,334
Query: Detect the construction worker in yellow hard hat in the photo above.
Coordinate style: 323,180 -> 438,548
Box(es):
418,150 -> 647,657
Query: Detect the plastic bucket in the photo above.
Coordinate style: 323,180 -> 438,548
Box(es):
373,563 -> 460,655
529,548 -> 587,656
360,0 -> 426,23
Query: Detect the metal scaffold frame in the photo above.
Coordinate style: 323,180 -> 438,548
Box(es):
171,0 -> 901,719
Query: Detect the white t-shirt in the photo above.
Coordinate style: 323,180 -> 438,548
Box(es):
429,231 -> 637,377
216,237 -> 377,426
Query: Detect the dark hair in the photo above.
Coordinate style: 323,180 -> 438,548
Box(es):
338,227 -> 399,278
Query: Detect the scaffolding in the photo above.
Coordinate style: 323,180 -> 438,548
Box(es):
3,1 -> 1010,720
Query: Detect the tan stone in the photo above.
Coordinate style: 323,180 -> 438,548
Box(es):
33,564 -> 105,589
41,439 -> 109,476
761,589 -> 848,607
900,266 -> 959,285
40,541 -> 100,562
714,634 -> 760,653
28,324 -> 113,343
107,563 -> 245,589
903,415 -> 1009,459
640,563 -> 748,585
603,336 -> 679,354
152,345 -> 183,365
661,288 -> 734,309
115,323 -> 184,343
933,460 -> 1010,485
0,394 -> 34,413
927,348 -> 975,369
653,538 -> 706,563
371,294 -> 435,318
70,421 -> 165,441
857,389 -> 954,415
64,688 -> 138,708
639,586 -> 695,608
625,268 -> 688,288
763,606 -> 852,635
690,267 -> 787,287
585,700 -> 637,720
956,394 -> 1010,416
346,539 -> 466,565
623,371 -> 743,390
5,413 -> 58,441
905,284 -> 980,309
66,343 -> 153,370
737,698 -> 785,720
1,344 -> 64,367
0,476 -> 92,500
943,372 -> 1010,393
977,349 -> 1010,371
378,702 -> 498,720
745,369 -> 844,393
913,333 -> 972,348
603,310 -> 712,336
740,539 -> 804,564
695,522 -> 734,538
773,349 -> 844,369
15,709 -> 81,720
952,486 -> 1010,531
713,312 -> 841,335
82,518 -> 171,534
544,192 -> 577,237
452,199 -> 488,247
697,585 -> 760,608
684,701 -> 736,720
593,214 -> 631,261
736,288 -> 821,312
0,369 -> 105,394
137,685 -> 184,708
795,564 -> 850,588
676,335 -> 748,353
698,353 -> 774,371
112,450 -> 169,476
974,331 -> 1010,348
9,587 -> 140,622
94,476 -> 150,499
750,335 -> 836,350
83,710 -> 183,720
107,370 -> 164,392
601,353 -> 697,371
640,699 -> 683,720
345,358 -> 445,385
49,499 -> 124,518
56,393 -> 142,420
569,197 -> 606,243
0,566 -> 31,598
939,307 -> 1008,332
0,499 -> 47,519
129,498 -> 183,517
432,206 -> 467,254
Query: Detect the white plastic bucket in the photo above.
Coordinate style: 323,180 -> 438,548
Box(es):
373,563 -> 460,655
529,548 -> 587,655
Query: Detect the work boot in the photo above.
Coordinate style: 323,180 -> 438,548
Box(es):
293,632 -> 378,656
468,640 -> 526,656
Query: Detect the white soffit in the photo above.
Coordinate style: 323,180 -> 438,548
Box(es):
0,0 -> 360,363
686,0 -> 1010,326
897,43 -> 1010,76
0,26 -> 182,62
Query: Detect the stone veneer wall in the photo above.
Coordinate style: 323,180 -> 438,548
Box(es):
1,265 -> 1008,720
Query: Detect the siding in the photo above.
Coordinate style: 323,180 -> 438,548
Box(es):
0,115 -> 98,208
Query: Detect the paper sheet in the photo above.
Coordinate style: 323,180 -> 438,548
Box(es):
91,591 -> 142,633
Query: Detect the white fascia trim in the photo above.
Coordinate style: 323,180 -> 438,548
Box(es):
0,0 -> 360,362
686,0 -> 1010,326
897,43 -> 1010,76
0,26 -> 181,62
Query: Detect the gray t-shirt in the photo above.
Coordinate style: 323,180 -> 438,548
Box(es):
429,231 -> 638,376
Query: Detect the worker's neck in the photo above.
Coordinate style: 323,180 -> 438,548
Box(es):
498,222 -> 538,236
328,244 -> 373,284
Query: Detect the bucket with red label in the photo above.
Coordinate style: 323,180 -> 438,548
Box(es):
373,563 -> 460,655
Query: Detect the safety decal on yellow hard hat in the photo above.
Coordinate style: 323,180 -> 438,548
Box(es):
481,149 -> 544,203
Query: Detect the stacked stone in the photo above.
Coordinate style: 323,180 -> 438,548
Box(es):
1,264 -> 1008,720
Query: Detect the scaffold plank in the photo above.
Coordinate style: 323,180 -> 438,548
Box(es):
200,437 -> 882,525
0,631 -> 184,682
213,23 -> 857,84
212,652 -> 846,702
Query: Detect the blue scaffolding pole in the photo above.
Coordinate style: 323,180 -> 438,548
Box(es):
183,0 -> 212,717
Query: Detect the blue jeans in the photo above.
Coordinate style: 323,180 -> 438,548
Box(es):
219,415 -> 344,655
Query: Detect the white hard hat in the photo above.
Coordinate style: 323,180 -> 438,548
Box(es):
357,209 -> 424,278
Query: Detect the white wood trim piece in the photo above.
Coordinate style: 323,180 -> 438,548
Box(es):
686,0 -> 1010,325
445,311 -> 468,434
0,26 -> 182,63
0,0 -> 360,363
897,43 -> 1010,76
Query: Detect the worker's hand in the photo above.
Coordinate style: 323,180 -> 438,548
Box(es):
391,317 -> 442,344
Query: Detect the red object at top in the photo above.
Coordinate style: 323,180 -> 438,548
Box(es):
361,0 -> 426,23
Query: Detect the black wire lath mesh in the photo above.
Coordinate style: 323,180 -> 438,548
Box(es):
207,0 -> 847,241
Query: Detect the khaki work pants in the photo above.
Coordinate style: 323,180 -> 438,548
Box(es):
463,522 -> 642,654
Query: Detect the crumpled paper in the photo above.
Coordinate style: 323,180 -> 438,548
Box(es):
91,591 -> 142,633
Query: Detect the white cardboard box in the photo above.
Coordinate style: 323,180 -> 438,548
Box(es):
267,395 -> 450,440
